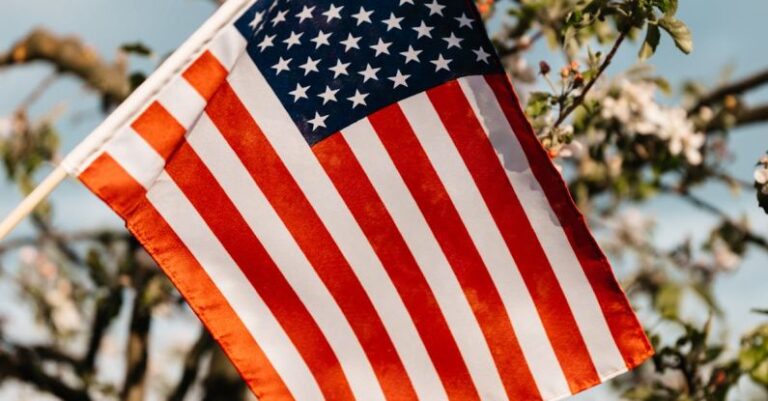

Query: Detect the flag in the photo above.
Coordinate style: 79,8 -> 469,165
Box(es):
63,0 -> 653,400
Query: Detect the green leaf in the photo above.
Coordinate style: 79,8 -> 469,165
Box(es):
659,17 -> 693,54
740,325 -> 768,387
525,92 -> 553,119
655,283 -> 682,320
638,24 -> 661,60
652,0 -> 678,16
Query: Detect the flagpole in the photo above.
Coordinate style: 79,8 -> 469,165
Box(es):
0,0 -> 255,243
0,165 -> 67,241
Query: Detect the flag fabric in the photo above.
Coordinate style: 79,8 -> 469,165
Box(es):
63,0 -> 653,400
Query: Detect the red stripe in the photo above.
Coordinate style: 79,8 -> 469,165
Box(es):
79,156 -> 295,401
368,104 -> 541,400
483,74 -> 653,369
130,102 -> 186,161
147,139 -> 356,400
313,133 -> 481,401
79,153 -> 145,218
204,82 -> 418,401
427,81 -> 601,392
182,50 -> 229,101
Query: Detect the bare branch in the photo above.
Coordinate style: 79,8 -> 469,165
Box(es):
0,344 -> 92,401
121,279 -> 153,401
706,103 -> 768,133
660,185 -> 768,252
691,68 -> 768,113
554,29 -> 628,128
0,29 -> 130,103
168,330 -> 213,401
201,347 -> 247,401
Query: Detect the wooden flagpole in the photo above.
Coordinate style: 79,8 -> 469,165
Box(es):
0,166 -> 68,241
0,0 -> 254,242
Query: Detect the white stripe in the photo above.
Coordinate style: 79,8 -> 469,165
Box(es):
227,57 -> 447,401
159,26 -> 246,133
157,77 -> 207,130
458,76 -> 626,377
399,93 -> 571,400
342,118 -> 504,401
208,25 -> 248,68
185,113 -> 386,401
145,171 -> 322,401
103,128 -> 164,188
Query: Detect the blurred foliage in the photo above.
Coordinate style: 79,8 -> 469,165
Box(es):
0,0 -> 766,400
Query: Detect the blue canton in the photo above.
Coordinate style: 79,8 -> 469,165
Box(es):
235,0 -> 503,145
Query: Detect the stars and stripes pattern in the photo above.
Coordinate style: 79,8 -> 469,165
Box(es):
63,0 -> 653,400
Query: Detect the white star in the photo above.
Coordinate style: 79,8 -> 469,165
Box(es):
311,30 -> 332,49
388,70 -> 411,88
348,90 -> 369,108
455,13 -> 473,29
351,7 -> 374,26
257,34 -> 275,52
248,11 -> 264,31
329,59 -> 350,78
400,45 -> 422,64
283,31 -> 303,49
318,86 -> 339,105
473,47 -> 491,63
358,64 -> 381,82
272,10 -> 288,26
296,6 -> 315,23
413,21 -> 433,39
340,34 -> 362,52
299,57 -> 320,76
370,38 -> 392,57
289,83 -> 309,102
431,54 -> 451,71
443,33 -> 463,49
425,0 -> 446,16
322,4 -> 344,22
307,112 -> 329,131
271,57 -> 291,75
399,0 -> 414,5
382,13 -> 404,31
269,1 -> 278,11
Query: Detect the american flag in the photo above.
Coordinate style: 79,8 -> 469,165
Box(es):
63,0 -> 653,400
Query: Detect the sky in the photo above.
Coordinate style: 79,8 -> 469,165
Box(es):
0,0 -> 767,400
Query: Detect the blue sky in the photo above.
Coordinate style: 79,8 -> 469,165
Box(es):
0,0 -> 766,399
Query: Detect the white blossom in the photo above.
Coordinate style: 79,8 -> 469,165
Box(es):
0,117 -> 13,140
754,167 -> 768,185
610,208 -> 656,247
503,54 -> 536,83
661,108 -> 706,165
18,246 -> 39,265
711,237 -> 741,272
597,79 -> 706,165
44,279 -> 83,333
556,139 -> 584,158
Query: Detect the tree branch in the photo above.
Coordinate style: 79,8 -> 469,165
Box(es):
554,29 -> 628,128
121,278 -> 153,401
661,185 -> 768,252
691,68 -> 768,113
0,344 -> 92,401
0,29 -> 130,103
168,330 -> 213,401
706,103 -> 768,133
201,347 -> 247,401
